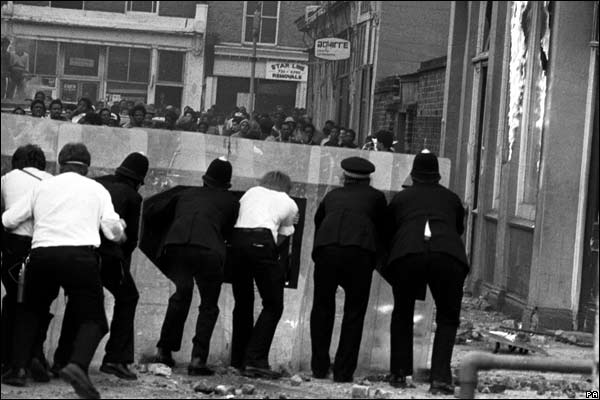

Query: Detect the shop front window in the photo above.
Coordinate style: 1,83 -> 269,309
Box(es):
158,50 -> 184,83
64,43 -> 100,76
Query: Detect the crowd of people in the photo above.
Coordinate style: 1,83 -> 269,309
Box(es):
1,137 -> 468,399
7,92 -> 401,152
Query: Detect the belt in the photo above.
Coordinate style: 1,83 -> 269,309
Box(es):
235,227 -> 272,234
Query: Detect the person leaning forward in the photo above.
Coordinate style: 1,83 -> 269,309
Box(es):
230,171 -> 299,379
383,150 -> 468,394
1,143 -> 126,399
149,157 -> 239,376
1,145 -> 54,383
52,152 -> 149,381
310,157 -> 387,383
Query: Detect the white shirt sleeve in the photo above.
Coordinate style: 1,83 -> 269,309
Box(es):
98,186 -> 126,242
2,185 -> 35,229
278,195 -> 299,237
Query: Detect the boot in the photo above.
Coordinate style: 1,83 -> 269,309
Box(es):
187,357 -> 214,376
155,347 -> 175,368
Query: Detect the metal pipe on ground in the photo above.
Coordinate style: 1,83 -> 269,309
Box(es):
458,351 -> 593,399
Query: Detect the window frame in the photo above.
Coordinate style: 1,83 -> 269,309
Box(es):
514,1 -> 548,220
126,1 -> 159,14
107,46 -> 151,84
241,1 -> 280,46
156,49 -> 186,86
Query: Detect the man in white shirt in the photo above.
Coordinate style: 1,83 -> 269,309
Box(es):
230,171 -> 298,378
1,144 -> 53,381
1,143 -> 125,400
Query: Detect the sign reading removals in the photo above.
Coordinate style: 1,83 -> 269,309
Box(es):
314,38 -> 351,60
266,62 -> 308,82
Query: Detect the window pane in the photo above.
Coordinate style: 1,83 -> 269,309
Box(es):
260,18 -> 277,43
156,85 -> 182,111
129,1 -> 154,12
129,48 -> 150,82
51,1 -> 83,9
64,43 -> 99,76
108,47 -> 129,81
10,38 -> 36,74
246,1 -> 259,16
262,1 -> 278,17
107,81 -> 147,105
245,16 -> 254,42
85,1 -> 125,13
35,40 -> 57,75
158,50 -> 183,82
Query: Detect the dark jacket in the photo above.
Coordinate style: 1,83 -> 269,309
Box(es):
96,174 -> 142,260
313,181 -> 387,259
148,186 -> 239,265
386,182 -> 468,270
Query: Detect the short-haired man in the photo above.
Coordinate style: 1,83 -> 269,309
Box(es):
1,145 -> 53,381
124,104 -> 146,128
49,99 -> 67,121
2,143 -> 126,399
52,153 -> 149,381
30,99 -> 46,118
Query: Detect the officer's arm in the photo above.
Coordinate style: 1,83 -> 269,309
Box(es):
314,198 -> 325,233
123,194 -> 142,256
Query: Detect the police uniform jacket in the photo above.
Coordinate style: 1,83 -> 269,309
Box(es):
313,182 -> 387,259
386,182 -> 468,270
149,186 -> 239,265
96,174 -> 142,260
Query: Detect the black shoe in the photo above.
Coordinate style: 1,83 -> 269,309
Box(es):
59,363 -> 101,399
155,348 -> 175,368
389,373 -> 416,389
429,381 -> 455,395
30,357 -> 51,382
2,368 -> 27,387
50,362 -> 66,379
100,362 -> 137,380
188,358 -> 215,376
243,365 -> 282,380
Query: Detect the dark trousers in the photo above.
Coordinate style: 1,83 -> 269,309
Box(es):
1,233 -> 52,367
54,254 -> 139,366
310,246 -> 374,381
388,252 -> 467,384
230,229 -> 284,369
12,246 -> 108,372
157,245 -> 222,363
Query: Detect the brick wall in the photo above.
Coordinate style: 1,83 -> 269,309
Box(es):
410,66 -> 445,154
372,76 -> 398,138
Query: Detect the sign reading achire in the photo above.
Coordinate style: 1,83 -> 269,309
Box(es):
314,38 -> 351,60
266,62 -> 308,82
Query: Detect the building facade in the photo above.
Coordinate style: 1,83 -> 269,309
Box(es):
297,1 -> 450,144
1,1 -> 207,111
203,1 -> 315,115
443,1 -> 599,331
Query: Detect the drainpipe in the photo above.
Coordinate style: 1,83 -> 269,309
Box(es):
459,352 -> 593,399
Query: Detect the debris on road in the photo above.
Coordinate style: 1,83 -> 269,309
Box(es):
147,363 -> 172,377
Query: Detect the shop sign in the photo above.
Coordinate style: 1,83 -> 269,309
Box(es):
314,38 -> 351,60
69,57 -> 95,68
265,62 -> 308,82
62,82 -> 78,103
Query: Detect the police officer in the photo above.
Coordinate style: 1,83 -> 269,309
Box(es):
52,152 -> 149,380
2,143 -> 125,399
150,157 -> 239,376
310,157 -> 387,382
384,150 -> 468,394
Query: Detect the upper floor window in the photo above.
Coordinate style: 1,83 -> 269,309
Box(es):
127,1 -> 157,13
50,1 -> 83,9
243,1 -> 279,44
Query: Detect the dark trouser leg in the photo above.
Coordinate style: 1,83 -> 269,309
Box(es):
59,250 -> 109,371
1,263 -> 18,367
191,279 -> 221,363
427,253 -> 467,384
157,260 -> 194,353
390,285 -> 416,376
54,298 -> 77,366
333,251 -> 373,381
11,250 -> 60,370
245,250 -> 284,368
1,235 -> 32,367
102,256 -> 139,365
310,255 -> 338,377
231,267 -> 254,369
